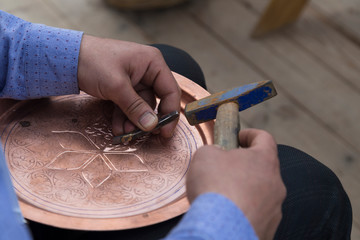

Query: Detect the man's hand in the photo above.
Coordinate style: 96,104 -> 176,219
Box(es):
77,35 -> 181,138
186,129 -> 286,240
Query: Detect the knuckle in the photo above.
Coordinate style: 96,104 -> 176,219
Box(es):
144,45 -> 162,59
177,83 -> 182,96
262,131 -> 277,148
126,98 -> 146,115
151,47 -> 162,57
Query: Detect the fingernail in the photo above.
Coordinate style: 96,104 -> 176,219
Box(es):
139,112 -> 157,129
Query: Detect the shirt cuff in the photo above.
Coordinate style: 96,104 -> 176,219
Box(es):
23,23 -> 83,98
165,193 -> 258,240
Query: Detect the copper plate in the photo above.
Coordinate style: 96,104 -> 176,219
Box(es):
0,73 -> 214,230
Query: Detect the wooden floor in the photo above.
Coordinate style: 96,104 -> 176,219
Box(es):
1,0 -> 360,238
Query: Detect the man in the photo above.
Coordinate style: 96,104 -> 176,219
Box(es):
0,10 -> 351,240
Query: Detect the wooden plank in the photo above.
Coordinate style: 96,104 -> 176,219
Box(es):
252,27 -> 360,154
44,0 -> 150,43
187,0 -> 360,235
352,224 -> 360,240
290,8 -> 360,92
310,0 -> 360,44
251,0 -> 309,37
0,0 -> 35,12
6,0 -> 74,29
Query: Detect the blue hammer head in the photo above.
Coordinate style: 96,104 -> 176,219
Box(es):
185,80 -> 277,125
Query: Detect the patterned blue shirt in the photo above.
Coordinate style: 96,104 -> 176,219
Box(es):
0,10 -> 80,99
0,10 -> 258,240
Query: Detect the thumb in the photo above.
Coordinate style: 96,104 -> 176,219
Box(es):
111,80 -> 158,132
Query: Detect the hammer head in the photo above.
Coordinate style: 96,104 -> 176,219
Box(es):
185,80 -> 277,125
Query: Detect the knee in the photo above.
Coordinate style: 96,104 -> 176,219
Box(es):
278,144 -> 352,217
276,145 -> 352,239
277,145 -> 344,190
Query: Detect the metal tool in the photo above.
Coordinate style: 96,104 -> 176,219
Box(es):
184,81 -> 277,150
112,111 -> 179,145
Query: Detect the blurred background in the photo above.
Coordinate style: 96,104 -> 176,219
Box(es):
1,0 -> 359,238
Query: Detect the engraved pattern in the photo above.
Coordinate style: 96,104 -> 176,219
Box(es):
47,130 -> 148,188
2,95 -> 202,218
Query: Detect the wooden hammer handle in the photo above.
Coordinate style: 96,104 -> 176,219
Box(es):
214,102 -> 240,150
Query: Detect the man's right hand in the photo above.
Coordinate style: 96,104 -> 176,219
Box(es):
186,129 -> 286,240
77,35 -> 181,138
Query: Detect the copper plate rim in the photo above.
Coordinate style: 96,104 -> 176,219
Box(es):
13,72 -> 214,231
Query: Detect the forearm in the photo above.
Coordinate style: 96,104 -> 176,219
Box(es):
0,10 -> 83,99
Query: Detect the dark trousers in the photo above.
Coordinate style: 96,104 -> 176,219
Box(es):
29,45 -> 352,240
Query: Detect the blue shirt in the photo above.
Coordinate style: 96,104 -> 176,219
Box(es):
0,10 -> 258,240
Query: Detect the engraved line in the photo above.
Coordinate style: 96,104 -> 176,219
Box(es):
104,152 -> 144,161
102,153 -> 117,171
103,153 -> 148,172
52,130 -> 100,150
81,171 -> 94,188
81,154 -> 112,188
46,150 -> 96,170
116,169 -> 148,173
81,154 -> 98,169
80,154 -> 100,188
95,173 -> 111,188
98,154 -> 113,171
94,154 -> 112,187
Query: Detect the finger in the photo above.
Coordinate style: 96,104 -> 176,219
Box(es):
159,111 -> 179,138
137,88 -> 157,111
140,48 -> 181,137
112,88 -> 157,136
153,76 -> 181,138
123,119 -> 136,133
126,89 -> 157,133
239,129 -> 277,151
111,106 -> 127,136
111,76 -> 158,132
156,78 -> 181,138
186,145 -> 225,202
192,145 -> 225,165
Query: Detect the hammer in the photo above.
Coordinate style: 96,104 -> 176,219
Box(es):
185,81 -> 277,150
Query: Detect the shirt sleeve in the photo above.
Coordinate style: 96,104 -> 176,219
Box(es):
0,147 -> 32,240
164,193 -> 258,240
0,10 -> 83,99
